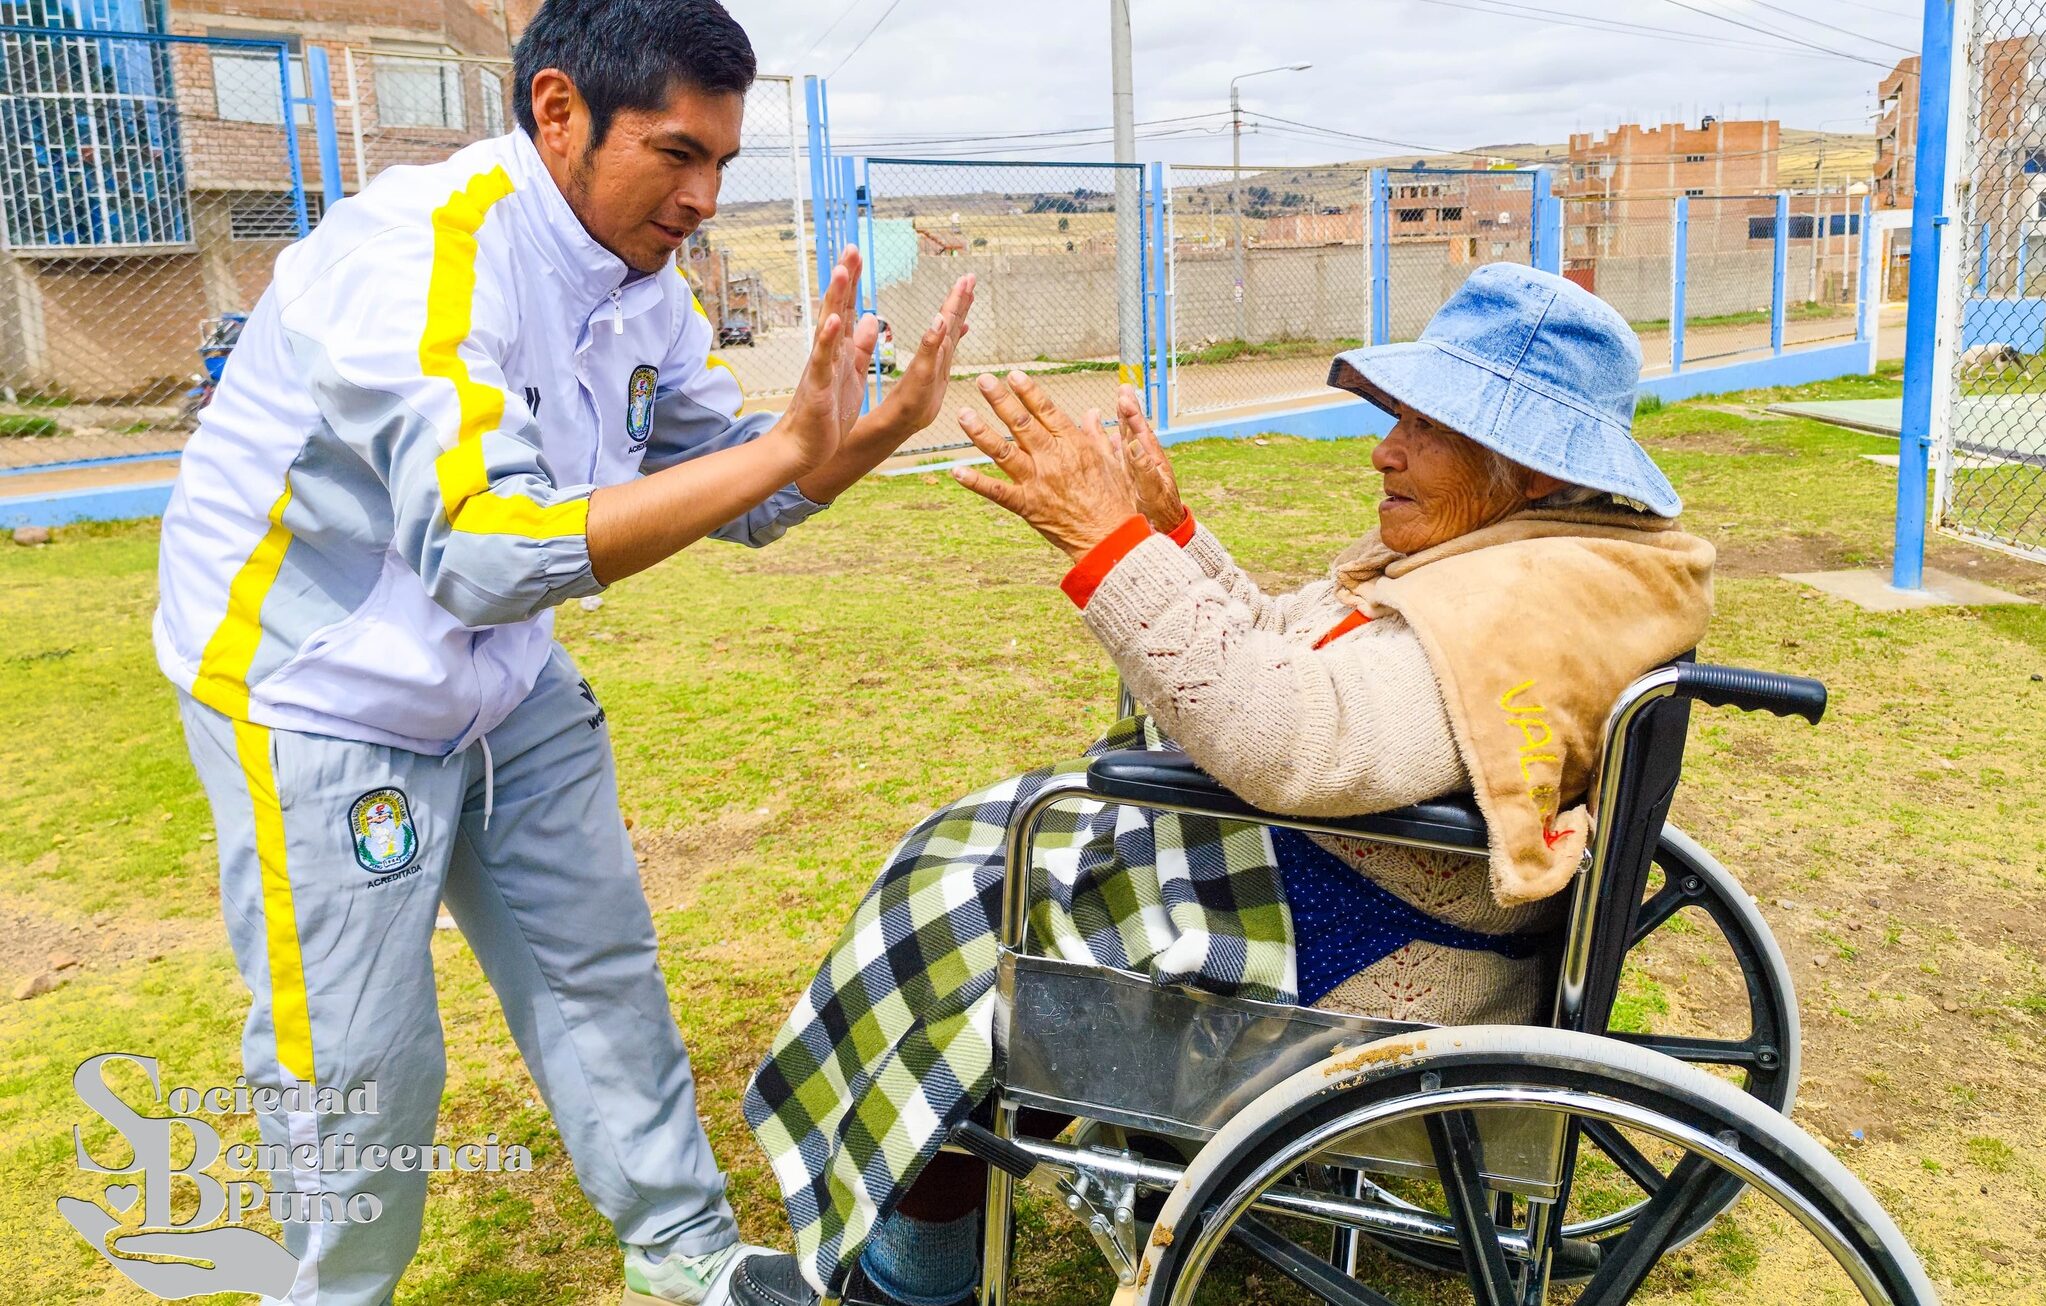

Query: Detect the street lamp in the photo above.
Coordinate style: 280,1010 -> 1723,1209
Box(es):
1230,62 -> 1310,342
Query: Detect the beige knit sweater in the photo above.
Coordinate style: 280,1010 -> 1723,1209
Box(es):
1080,524 -> 1563,1026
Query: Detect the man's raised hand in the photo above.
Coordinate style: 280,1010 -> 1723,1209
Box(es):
775,246 -> 879,471
861,274 -> 976,447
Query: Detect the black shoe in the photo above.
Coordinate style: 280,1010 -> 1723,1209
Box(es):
727,1254 -> 818,1306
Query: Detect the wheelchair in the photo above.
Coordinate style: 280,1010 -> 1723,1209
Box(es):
940,662 -> 1937,1305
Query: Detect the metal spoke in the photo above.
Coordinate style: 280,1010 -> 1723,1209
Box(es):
1229,1216 -> 1400,1306
1581,1120 -> 1668,1196
1607,1031 -> 1762,1068
1424,1110 -> 1519,1306
1628,882 -> 1689,948
1575,1154 -> 1725,1306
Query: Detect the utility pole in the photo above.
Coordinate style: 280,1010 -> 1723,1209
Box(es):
1228,63 -> 1310,346
1810,145 -> 1826,304
1232,80 -> 1245,344
1110,0 -> 1142,388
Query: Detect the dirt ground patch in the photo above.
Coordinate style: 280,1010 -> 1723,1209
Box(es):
0,867 -> 214,994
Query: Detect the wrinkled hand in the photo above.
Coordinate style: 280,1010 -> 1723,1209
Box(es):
773,245 -> 878,472
1104,384 -> 1185,534
951,372 -> 1144,560
860,274 -> 976,447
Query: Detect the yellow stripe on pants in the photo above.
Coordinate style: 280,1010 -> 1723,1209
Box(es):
189,477 -> 317,1085
232,718 -> 316,1085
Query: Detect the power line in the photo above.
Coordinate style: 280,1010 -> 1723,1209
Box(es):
825,0 -> 911,77
835,111 -> 1234,149
1402,0 -> 1879,59
1742,0 -> 1916,54
1657,0 -> 1895,67
798,0 -> 877,60
1818,0 -> 1918,18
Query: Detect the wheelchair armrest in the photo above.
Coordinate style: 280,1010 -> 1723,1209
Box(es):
1086,749 -> 1490,851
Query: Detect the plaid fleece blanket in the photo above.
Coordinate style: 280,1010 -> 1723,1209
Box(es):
742,716 -> 1294,1294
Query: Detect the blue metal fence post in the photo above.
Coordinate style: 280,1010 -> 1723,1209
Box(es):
1531,169 -> 1562,274
1978,220 -> 1991,292
1369,168 -> 1390,345
305,45 -> 343,221
849,156 -> 875,413
1896,0 -> 1959,592
1857,194 -> 1876,349
1147,161 -> 1169,423
273,42 -> 310,236
1771,191 -> 1789,355
804,76 -> 833,294
1671,195 -> 1690,375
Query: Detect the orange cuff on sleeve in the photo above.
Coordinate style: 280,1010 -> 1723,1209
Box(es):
1061,514 -> 1155,609
1166,509 -> 1196,547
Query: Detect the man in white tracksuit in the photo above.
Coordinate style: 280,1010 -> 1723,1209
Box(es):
153,2 -> 974,1301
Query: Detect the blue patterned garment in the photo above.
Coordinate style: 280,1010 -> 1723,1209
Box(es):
1269,826 -> 1553,1004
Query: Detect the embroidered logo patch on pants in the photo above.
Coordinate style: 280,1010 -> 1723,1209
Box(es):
349,788 -> 419,875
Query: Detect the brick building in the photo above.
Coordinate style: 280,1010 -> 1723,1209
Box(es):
1,0 -> 524,402
1562,118 -> 1779,200
1875,56 -> 1919,211
1875,39 -> 2046,295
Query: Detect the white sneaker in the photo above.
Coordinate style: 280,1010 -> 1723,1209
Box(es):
621,1241 -> 776,1306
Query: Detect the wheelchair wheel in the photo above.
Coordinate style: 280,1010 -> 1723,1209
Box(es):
1120,1027 -> 1933,1306
1356,825 -> 1798,1279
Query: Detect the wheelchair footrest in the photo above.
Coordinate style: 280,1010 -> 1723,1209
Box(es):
949,1120 -> 1040,1180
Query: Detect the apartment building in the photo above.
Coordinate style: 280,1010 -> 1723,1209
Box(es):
1562,118 -> 1779,201
0,0 -> 525,401
1875,56 -> 1919,211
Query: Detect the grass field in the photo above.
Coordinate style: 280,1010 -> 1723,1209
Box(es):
3,366 -> 2043,1303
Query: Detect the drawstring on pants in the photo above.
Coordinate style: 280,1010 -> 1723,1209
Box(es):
443,735 -> 497,830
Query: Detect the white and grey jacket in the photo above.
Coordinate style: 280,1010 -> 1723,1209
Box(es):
155,129 -> 821,754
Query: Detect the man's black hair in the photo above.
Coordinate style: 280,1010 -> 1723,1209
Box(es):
513,0 -> 755,145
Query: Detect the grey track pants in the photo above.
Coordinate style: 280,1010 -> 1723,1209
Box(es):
180,644 -> 735,1304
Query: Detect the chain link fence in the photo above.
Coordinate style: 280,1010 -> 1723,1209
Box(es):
862,158 -> 1146,457
1564,194 -> 1675,371
1938,9 -> 2046,562
1,20 -> 306,470
1383,167 -> 1535,342
1679,195 -> 1780,366
1162,162 -> 1367,421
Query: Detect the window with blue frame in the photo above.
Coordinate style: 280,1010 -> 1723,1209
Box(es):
0,0 -> 193,249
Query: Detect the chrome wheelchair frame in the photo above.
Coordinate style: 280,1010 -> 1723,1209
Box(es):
938,663 -> 1935,1305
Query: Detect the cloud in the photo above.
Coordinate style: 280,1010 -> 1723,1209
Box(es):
727,0 -> 1912,166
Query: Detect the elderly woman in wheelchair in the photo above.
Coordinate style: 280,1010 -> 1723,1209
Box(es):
735,267 -> 1934,1306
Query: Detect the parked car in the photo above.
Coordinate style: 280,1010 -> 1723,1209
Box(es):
718,319 -> 753,348
876,319 -> 897,375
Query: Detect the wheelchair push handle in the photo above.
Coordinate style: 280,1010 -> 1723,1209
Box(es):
1672,663 -> 1827,725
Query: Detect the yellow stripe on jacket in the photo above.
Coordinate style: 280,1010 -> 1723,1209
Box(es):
191,481 -> 297,721
423,166 -> 589,539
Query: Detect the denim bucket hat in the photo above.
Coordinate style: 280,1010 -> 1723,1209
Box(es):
1327,263 -> 1680,517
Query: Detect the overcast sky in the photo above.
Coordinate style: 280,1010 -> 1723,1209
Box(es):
723,0 -> 1923,168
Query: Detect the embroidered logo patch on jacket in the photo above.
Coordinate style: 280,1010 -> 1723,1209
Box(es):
350,788 -> 419,875
626,364 -> 658,447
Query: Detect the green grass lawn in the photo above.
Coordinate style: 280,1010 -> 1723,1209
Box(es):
3,365 -> 2044,1303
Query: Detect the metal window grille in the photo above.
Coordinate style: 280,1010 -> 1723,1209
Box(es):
0,20 -> 190,248
0,23 -> 304,469
229,189 -> 321,240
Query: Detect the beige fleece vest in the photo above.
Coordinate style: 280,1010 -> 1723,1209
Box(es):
1334,509 -> 1715,907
